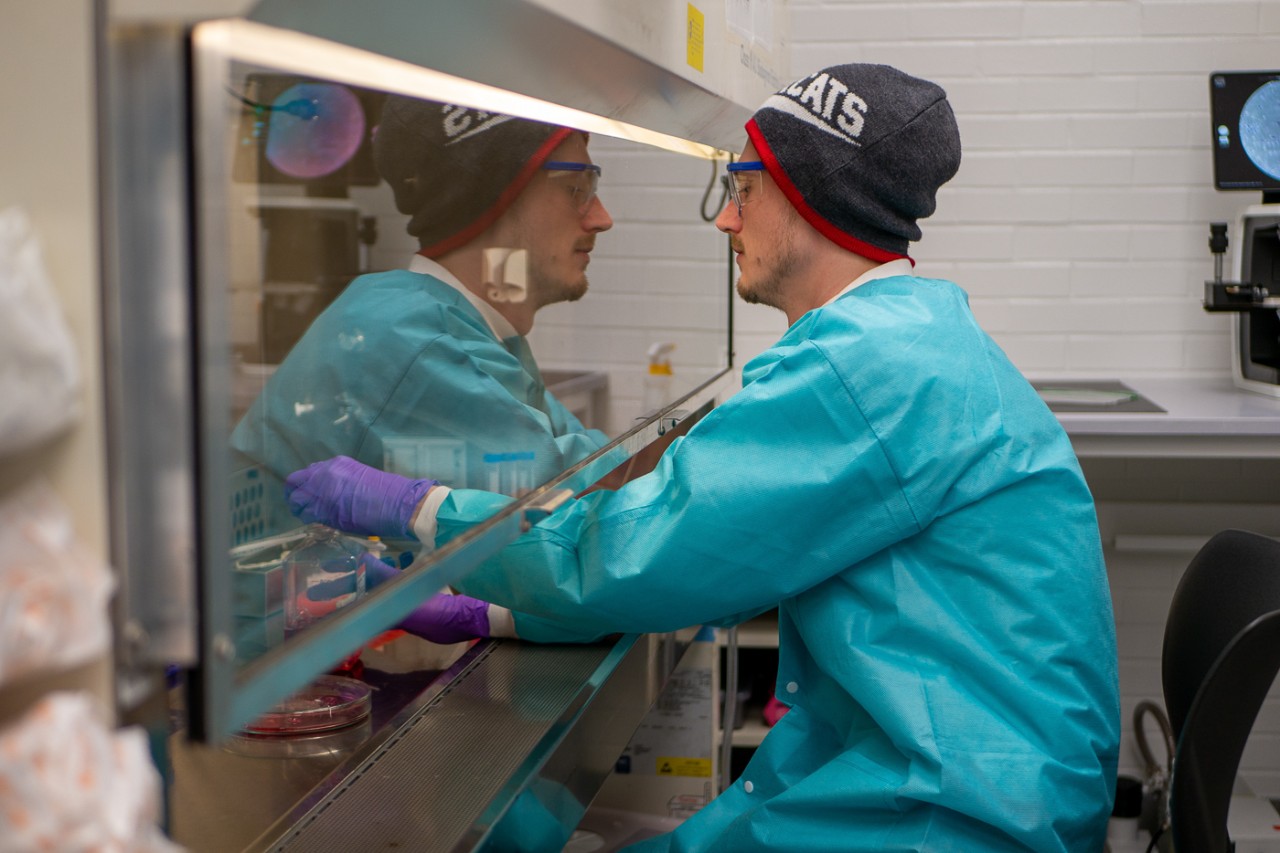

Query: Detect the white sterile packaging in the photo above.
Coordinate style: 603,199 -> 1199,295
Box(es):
0,206 -> 81,457
0,692 -> 184,853
0,479 -> 113,688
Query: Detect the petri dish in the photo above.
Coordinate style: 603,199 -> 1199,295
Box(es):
241,674 -> 372,735
225,716 -> 372,758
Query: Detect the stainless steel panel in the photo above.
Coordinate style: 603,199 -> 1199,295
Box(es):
168,634 -> 673,852
98,20 -> 200,697
171,643 -> 483,852
258,637 -> 664,853
246,0 -> 753,152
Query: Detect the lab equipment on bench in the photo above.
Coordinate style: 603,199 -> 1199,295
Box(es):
1204,71 -> 1280,397
484,450 -> 537,497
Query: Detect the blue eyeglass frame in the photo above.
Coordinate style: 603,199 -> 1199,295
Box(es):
541,160 -> 602,212
726,160 -> 765,214
542,160 -> 603,176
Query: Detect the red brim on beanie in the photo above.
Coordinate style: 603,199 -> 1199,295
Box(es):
418,126 -> 575,258
746,118 -> 910,265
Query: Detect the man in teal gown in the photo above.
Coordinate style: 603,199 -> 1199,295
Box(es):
286,64 -> 1121,852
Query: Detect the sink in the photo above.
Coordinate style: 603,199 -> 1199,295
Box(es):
1030,380 -> 1165,413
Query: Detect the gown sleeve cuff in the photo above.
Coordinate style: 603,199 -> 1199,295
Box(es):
410,485 -> 452,546
486,604 -> 518,638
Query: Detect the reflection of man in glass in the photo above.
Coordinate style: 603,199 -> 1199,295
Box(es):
231,95 -> 615,497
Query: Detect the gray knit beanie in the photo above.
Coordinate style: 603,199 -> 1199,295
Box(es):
746,63 -> 961,261
373,95 -> 571,257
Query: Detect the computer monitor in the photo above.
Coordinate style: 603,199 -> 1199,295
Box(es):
1210,70 -> 1280,201
231,74 -> 385,196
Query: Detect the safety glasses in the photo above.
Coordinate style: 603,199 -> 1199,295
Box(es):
726,160 -> 766,215
542,161 -> 602,214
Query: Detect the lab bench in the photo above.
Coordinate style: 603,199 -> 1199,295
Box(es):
170,632 -> 685,852
1043,376 -> 1280,459
1036,369 -> 1280,520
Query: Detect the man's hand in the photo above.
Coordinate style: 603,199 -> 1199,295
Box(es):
397,591 -> 492,645
285,456 -> 437,539
305,553 -> 491,644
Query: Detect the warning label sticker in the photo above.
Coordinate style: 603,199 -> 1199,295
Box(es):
656,756 -> 713,778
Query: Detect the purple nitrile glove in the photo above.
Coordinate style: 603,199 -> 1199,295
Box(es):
285,456 -> 437,539
398,593 -> 492,645
314,555 -> 490,644
364,557 -> 491,644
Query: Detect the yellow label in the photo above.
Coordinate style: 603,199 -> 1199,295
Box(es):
686,4 -> 705,73
656,756 -> 713,777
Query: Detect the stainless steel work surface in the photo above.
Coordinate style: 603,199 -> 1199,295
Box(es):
1039,376 -> 1280,457
171,634 -> 667,852
1031,380 -> 1166,413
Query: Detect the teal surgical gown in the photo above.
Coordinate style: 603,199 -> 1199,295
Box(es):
436,276 -> 1121,852
231,267 -> 609,490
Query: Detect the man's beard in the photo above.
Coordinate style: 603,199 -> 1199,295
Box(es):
736,224 -> 798,311
530,261 -> 589,307
539,260 -> 589,304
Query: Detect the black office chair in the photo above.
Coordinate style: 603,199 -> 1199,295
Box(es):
1161,529 -> 1280,852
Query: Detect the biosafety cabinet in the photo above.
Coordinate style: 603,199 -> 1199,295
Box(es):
98,2 -> 787,850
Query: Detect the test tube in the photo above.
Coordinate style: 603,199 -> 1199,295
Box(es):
483,451 -> 537,496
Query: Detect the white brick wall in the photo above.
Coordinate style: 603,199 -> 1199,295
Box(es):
789,0 -> 1280,383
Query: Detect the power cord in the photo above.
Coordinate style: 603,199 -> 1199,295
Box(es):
700,157 -> 729,222
1133,700 -> 1175,852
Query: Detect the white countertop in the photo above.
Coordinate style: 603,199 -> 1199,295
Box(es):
1041,376 -> 1280,458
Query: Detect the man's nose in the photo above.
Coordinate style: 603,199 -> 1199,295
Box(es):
715,201 -> 741,234
584,195 -> 614,232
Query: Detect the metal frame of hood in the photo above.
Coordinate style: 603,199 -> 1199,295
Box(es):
246,0 -> 755,154
102,0 -> 749,743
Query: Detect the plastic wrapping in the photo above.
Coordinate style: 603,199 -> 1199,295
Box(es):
0,206 -> 81,457
0,479 -> 114,688
0,692 -> 182,853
